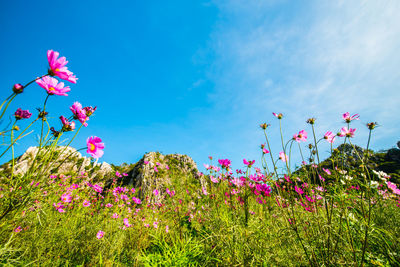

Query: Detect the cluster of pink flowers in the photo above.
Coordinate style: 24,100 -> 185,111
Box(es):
218,159 -> 231,169
293,130 -> 307,142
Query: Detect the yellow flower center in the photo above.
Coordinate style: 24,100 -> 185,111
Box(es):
49,87 -> 55,91
90,144 -> 96,151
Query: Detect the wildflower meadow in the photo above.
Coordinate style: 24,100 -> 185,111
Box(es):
0,50 -> 399,267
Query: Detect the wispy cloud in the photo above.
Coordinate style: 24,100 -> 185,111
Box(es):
201,0 -> 400,159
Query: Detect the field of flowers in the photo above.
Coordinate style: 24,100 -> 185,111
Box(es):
0,51 -> 399,266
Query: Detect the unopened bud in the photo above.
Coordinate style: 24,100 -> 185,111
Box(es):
13,84 -> 24,94
306,118 -> 316,124
12,125 -> 20,131
367,122 -> 377,130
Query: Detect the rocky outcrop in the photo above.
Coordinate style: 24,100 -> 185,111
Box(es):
122,152 -> 202,200
0,146 -> 114,180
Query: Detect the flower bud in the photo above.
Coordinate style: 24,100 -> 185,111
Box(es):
260,123 -> 268,130
306,118 -> 316,124
12,125 -> 20,131
13,84 -> 24,94
367,122 -> 377,130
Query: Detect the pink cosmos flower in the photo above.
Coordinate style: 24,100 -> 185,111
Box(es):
295,186 -> 304,195
86,136 -> 105,159
83,200 -> 91,207
123,218 -> 132,227
324,131 -> 336,143
218,159 -> 231,169
14,108 -> 32,120
36,76 -> 70,96
262,148 -> 270,154
202,187 -> 208,195
115,171 -> 122,177
144,161 -> 150,165
272,112 -> 283,119
166,225 -> 169,233
70,102 -> 88,127
243,159 -> 255,167
154,166 -> 158,172
47,50 -> 77,83
293,130 -> 307,142
132,197 -> 142,204
339,127 -> 356,138
279,152 -> 288,162
323,168 -> 331,175
342,112 -> 359,123
61,193 -> 72,203
96,230 -> 104,239
112,213 -> 119,219
60,116 -> 75,132
165,164 -> 170,170
153,189 -> 159,196
14,226 -> 22,233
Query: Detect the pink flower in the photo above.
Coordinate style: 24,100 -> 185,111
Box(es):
272,112 -> 283,119
144,161 -> 149,165
295,186 -> 304,195
112,213 -> 119,218
166,225 -> 169,233
60,116 -> 75,132
218,159 -> 231,169
324,131 -> 336,143
154,166 -> 158,172
105,203 -> 113,208
14,108 -> 32,120
132,197 -> 142,204
279,152 -> 288,162
115,171 -> 122,177
202,187 -> 208,195
165,164 -> 170,170
14,226 -> 22,233
323,168 -> 331,175
61,193 -> 72,203
262,148 -> 270,154
123,218 -> 132,227
293,130 -> 307,142
96,230 -> 104,239
153,189 -> 159,196
339,127 -> 356,138
83,200 -> 91,207
36,76 -> 70,96
342,112 -> 359,123
83,106 -> 97,117
70,102 -> 88,126
47,50 -> 77,83
86,136 -> 105,159
243,159 -> 255,167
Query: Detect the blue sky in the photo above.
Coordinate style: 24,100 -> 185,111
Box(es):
1,0 -> 399,171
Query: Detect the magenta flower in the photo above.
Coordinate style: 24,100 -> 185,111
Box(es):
342,112 -> 359,123
295,186 -> 304,195
279,152 -> 288,162
36,76 -> 70,96
47,50 -> 77,83
14,108 -> 32,120
96,230 -> 104,239
83,200 -> 91,207
86,136 -> 104,159
272,112 -> 283,119
324,131 -> 336,143
243,159 -> 255,167
60,116 -> 75,132
323,168 -> 331,175
153,189 -> 159,196
112,213 -> 119,219
293,130 -> 307,142
14,226 -> 22,233
61,193 -> 72,203
339,127 -> 356,138
70,102 -> 88,127
123,218 -> 132,227
262,148 -> 270,154
218,159 -> 231,169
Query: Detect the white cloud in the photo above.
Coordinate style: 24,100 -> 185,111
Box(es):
203,0 -> 400,154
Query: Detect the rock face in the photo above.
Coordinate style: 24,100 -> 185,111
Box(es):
0,146 -> 114,180
123,152 -> 202,200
